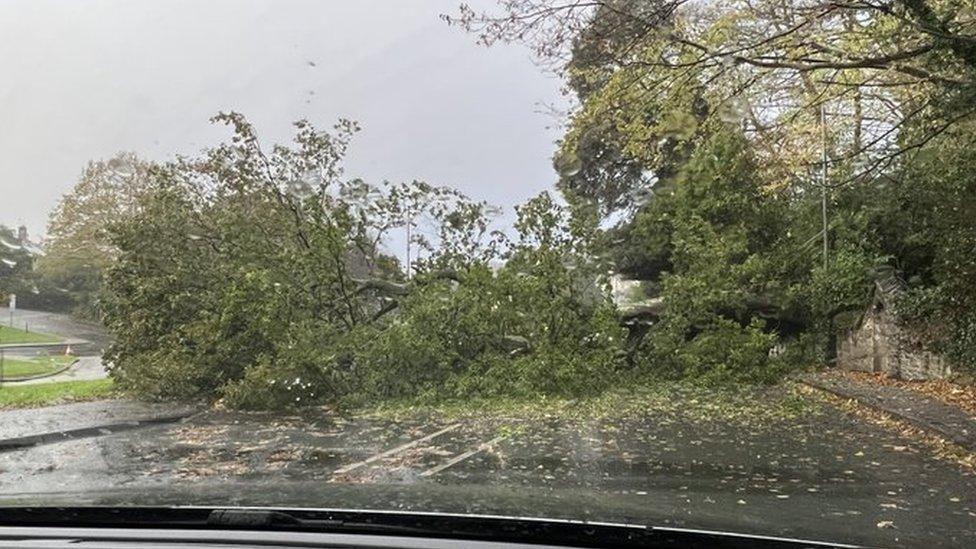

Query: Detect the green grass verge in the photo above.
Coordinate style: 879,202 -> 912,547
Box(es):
0,324 -> 60,344
0,355 -> 75,380
0,378 -> 115,409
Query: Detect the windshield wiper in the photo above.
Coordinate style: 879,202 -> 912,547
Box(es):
206,509 -> 441,536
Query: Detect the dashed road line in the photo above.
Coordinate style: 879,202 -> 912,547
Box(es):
333,423 -> 461,475
420,435 -> 506,478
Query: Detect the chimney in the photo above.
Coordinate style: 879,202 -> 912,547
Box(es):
16,225 -> 27,244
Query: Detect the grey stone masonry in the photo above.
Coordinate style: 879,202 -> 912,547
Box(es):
836,273 -> 950,381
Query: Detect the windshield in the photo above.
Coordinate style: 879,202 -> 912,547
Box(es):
1,1 -> 975,547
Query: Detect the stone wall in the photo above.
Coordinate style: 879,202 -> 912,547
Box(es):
837,303 -> 951,381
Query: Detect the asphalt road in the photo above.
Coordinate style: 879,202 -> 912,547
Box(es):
0,308 -> 109,382
1,389 -> 974,548
0,307 -> 110,355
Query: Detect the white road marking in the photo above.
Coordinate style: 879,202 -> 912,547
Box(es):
420,435 -> 506,478
333,423 -> 461,475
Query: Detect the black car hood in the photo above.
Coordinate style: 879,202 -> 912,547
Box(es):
0,481 -> 867,547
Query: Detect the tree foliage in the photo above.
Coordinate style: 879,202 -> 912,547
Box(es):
34,152 -> 154,317
447,0 -> 976,375
102,114 -> 623,408
82,1 -> 976,410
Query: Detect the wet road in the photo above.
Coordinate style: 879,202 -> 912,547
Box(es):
0,388 -> 974,547
0,307 -> 110,356
0,308 -> 109,382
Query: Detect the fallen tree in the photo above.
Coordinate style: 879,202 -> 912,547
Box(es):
102,114 -> 627,408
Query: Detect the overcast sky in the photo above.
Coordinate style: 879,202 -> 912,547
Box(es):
0,0 -> 567,242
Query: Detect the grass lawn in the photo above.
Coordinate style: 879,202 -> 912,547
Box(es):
0,355 -> 75,380
0,378 -> 115,409
0,324 -> 59,344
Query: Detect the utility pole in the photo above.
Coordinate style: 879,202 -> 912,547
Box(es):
821,102 -> 836,366
820,102 -> 829,269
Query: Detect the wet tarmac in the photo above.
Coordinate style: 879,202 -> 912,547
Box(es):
0,390 -> 974,547
0,309 -> 109,382
0,308 -> 110,356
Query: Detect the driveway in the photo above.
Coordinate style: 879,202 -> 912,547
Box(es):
0,386 -> 973,547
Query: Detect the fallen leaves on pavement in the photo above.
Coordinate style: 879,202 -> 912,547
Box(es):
798,384 -> 976,471
841,371 -> 976,418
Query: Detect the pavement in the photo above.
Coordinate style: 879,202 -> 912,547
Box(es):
803,371 -> 976,452
0,399 -> 198,449
0,308 -> 109,383
0,386 -> 975,547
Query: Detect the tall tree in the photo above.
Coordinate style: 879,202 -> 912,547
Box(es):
449,0 -> 976,197
39,152 -> 153,317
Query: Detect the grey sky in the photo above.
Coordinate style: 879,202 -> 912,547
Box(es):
0,0 -> 566,241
